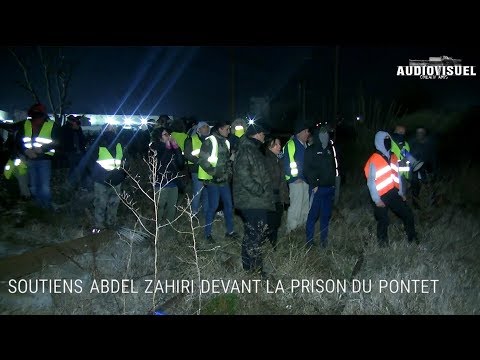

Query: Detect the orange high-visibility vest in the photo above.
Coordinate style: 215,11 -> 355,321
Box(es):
364,153 -> 400,196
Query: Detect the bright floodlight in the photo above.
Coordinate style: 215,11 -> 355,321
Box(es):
124,117 -> 133,126
140,117 -> 148,125
248,118 -> 255,125
106,116 -> 116,125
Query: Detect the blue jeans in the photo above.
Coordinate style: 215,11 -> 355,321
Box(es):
191,173 -> 209,217
205,183 -> 234,237
306,186 -> 334,247
27,159 -> 52,209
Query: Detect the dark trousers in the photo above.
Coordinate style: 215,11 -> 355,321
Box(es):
240,209 -> 269,272
306,186 -> 335,247
410,169 -> 436,208
67,152 -> 90,189
266,202 -> 284,250
373,189 -> 416,246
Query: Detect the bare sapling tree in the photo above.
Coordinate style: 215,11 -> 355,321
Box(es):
113,148 -> 207,312
9,47 -> 74,125
173,187 -> 218,315
113,145 -> 222,314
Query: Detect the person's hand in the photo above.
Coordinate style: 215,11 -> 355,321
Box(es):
165,140 -> 172,149
376,200 -> 386,207
401,195 -> 407,201
25,149 -> 37,159
170,138 -> 179,149
312,186 -> 318,194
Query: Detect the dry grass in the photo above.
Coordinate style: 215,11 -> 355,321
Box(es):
0,163 -> 479,315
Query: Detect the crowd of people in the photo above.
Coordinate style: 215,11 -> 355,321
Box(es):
1,103 -> 438,277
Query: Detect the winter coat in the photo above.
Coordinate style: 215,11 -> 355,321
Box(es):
233,136 -> 275,211
304,141 -> 336,188
264,149 -> 289,205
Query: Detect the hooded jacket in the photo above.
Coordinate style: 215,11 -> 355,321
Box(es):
365,131 -> 404,203
304,130 -> 336,188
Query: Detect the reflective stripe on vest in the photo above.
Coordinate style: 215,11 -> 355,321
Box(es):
187,134 -> 203,165
23,120 -> 55,155
15,158 -> 27,176
3,158 -> 27,179
97,143 -> 123,170
331,140 -> 339,177
284,139 -> 298,180
364,153 -> 400,196
3,159 -> 14,179
391,140 -> 411,179
197,135 -> 230,180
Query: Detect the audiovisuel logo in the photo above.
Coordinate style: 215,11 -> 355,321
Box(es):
397,56 -> 476,79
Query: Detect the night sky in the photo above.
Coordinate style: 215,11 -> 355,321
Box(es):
1,46 -> 478,129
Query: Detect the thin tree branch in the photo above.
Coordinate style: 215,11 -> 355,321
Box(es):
8,48 -> 40,103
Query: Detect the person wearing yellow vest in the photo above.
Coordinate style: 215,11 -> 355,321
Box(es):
16,103 -> 60,209
364,131 -> 417,247
390,125 -> 411,181
170,117 -> 188,155
88,123 -> 126,232
228,118 -> 248,160
282,122 -> 311,234
198,120 -> 237,243
184,121 -> 210,217
304,127 -> 339,249
1,120 -> 30,200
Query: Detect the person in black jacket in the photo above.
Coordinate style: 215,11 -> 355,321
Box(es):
61,115 -> 88,190
150,126 -> 184,225
263,136 -> 289,250
409,126 -> 438,209
303,127 -> 337,248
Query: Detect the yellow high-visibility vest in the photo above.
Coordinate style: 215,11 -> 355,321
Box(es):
391,140 -> 411,179
23,120 -> 55,156
284,139 -> 298,181
187,134 -> 202,165
3,158 -> 27,179
171,131 -> 188,154
198,135 -> 230,180
97,143 -> 123,170
234,125 -> 245,138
